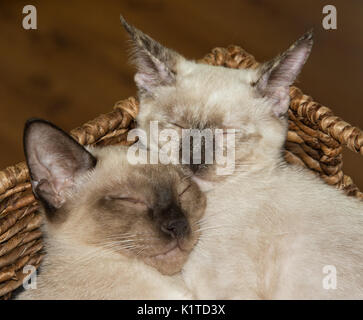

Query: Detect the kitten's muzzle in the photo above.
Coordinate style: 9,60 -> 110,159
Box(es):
180,135 -> 210,178
161,217 -> 190,240
154,195 -> 191,240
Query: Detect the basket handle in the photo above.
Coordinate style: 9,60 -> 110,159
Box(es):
290,87 -> 363,156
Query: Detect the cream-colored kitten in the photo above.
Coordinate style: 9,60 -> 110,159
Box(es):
121,18 -> 363,299
184,164 -> 363,299
17,119 -> 205,299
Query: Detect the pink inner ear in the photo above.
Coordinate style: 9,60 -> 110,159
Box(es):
257,35 -> 312,117
134,57 -> 175,93
271,87 -> 290,117
34,179 -> 64,209
135,73 -> 156,92
30,152 -> 77,208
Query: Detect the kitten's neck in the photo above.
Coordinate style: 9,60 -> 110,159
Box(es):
197,157 -> 284,192
34,237 -> 191,299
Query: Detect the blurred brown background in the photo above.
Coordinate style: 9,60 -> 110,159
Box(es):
0,0 -> 362,188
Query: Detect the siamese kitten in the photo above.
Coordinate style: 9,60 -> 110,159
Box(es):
17,119 -> 205,300
121,18 -> 363,299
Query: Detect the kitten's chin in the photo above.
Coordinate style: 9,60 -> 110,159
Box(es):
144,246 -> 189,275
182,165 -> 227,192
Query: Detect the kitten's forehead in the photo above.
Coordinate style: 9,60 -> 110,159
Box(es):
83,146 -> 181,199
149,61 -> 259,128
177,60 -> 255,93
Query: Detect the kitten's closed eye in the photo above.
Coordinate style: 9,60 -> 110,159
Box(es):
179,184 -> 191,197
171,122 -> 235,135
104,195 -> 149,210
170,122 -> 185,129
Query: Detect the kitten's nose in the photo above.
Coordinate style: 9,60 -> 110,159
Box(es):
189,163 -> 200,173
161,218 -> 190,239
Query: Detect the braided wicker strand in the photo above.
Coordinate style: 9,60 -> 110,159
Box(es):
289,87 -> 363,156
0,46 -> 362,299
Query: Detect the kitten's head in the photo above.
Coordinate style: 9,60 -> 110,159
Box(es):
24,119 -> 206,275
121,16 -> 313,183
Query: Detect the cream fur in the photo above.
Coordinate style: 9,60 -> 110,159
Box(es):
18,236 -> 191,300
183,164 -> 363,299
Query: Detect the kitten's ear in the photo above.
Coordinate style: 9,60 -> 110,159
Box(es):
120,15 -> 181,95
254,30 -> 313,117
24,119 -> 97,214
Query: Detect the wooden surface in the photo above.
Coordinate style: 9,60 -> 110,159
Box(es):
0,0 -> 362,188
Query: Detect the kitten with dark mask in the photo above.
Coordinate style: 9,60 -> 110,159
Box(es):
17,119 -> 205,299
121,18 -> 363,299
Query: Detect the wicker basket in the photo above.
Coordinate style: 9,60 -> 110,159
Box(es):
0,46 -> 362,300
